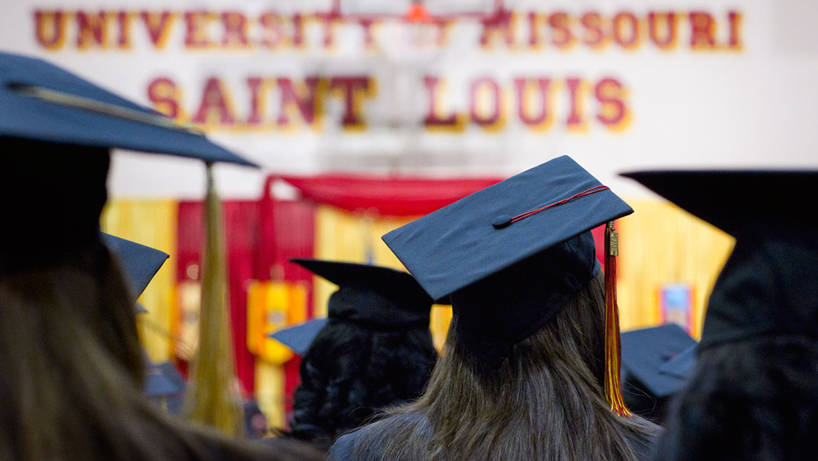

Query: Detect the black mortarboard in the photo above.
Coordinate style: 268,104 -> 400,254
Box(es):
0,51 -> 254,166
621,170 -> 818,350
658,344 -> 697,380
0,51 -> 254,272
291,259 -> 435,329
382,156 -> 633,365
144,359 -> 186,397
620,324 -> 697,398
102,233 -> 169,302
268,318 -> 329,356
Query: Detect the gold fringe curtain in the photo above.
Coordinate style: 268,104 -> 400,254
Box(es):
183,169 -> 244,437
101,199 -> 178,363
617,200 -> 735,338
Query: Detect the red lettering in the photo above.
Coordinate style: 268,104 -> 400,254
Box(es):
317,13 -> 337,48
329,77 -> 371,128
581,12 -> 606,49
277,77 -> 320,126
470,77 -> 502,127
480,9 -> 514,48
613,12 -> 640,49
360,19 -> 375,48
184,11 -> 213,49
140,11 -> 174,48
423,76 -> 459,128
595,78 -> 628,128
34,10 -> 66,50
116,11 -> 131,49
648,12 -> 677,50
192,77 -> 235,125
259,13 -> 284,48
246,77 -> 266,126
293,13 -> 304,47
147,77 -> 181,120
689,12 -> 716,49
549,12 -> 573,49
222,12 -> 249,48
528,12 -> 541,48
565,78 -> 584,129
76,10 -> 107,49
515,78 -> 552,128
728,11 -> 742,50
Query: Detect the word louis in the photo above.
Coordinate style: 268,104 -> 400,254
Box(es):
34,8 -> 742,53
148,74 -> 629,132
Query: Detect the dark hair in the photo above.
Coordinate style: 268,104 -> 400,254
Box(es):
352,272 -> 658,461
655,336 -> 818,461
0,243 -> 323,461
283,319 -> 438,452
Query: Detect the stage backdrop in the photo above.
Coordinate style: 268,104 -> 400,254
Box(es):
6,0 -> 806,429
2,0 -> 817,199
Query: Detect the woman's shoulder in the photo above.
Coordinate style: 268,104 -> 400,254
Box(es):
627,424 -> 663,461
329,412 -> 427,461
327,422 -> 381,461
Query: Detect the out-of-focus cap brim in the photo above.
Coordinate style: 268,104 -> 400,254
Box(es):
144,360 -> 186,397
291,258 -> 433,305
268,318 -> 329,356
0,51 -> 256,167
619,170 -> 818,238
102,233 -> 168,299
658,343 -> 697,380
620,324 -> 698,397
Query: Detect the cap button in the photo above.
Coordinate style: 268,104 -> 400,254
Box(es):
492,215 -> 512,229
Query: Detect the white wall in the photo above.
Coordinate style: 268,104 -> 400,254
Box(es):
2,0 -> 817,199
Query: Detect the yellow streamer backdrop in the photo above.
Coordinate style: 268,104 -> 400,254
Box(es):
102,199 -> 178,363
102,198 -> 736,423
313,205 -> 453,349
617,200 -> 735,338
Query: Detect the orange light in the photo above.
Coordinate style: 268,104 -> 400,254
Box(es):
405,4 -> 431,23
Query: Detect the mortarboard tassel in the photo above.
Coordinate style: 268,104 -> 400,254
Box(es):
604,221 -> 632,417
183,164 -> 245,436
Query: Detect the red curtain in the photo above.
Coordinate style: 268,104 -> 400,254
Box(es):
279,174 -> 505,217
255,181 -> 316,408
177,197 -> 315,397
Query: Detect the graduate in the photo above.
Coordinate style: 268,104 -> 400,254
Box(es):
620,324 -> 697,425
270,259 -> 438,453
0,51 -> 322,461
623,169 -> 818,461
329,156 -> 659,461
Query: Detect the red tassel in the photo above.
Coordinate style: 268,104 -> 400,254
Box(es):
604,221 -> 632,417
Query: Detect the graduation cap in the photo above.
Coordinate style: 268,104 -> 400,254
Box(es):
0,51 -> 255,272
0,52 -> 246,434
621,170 -> 818,350
101,233 -> 169,304
382,155 -> 634,416
268,318 -> 329,356
620,324 -> 697,398
658,343 -> 697,380
291,258 -> 435,330
0,51 -> 254,166
144,359 -> 186,398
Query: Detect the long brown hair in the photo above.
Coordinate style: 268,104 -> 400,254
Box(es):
0,244 -> 322,461
353,272 -> 658,461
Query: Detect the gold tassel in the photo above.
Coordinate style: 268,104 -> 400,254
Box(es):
604,221 -> 632,417
183,164 -> 245,436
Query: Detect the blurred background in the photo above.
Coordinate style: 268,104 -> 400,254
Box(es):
2,0 -> 816,431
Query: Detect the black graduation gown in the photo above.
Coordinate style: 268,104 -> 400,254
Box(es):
328,414 -> 657,461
